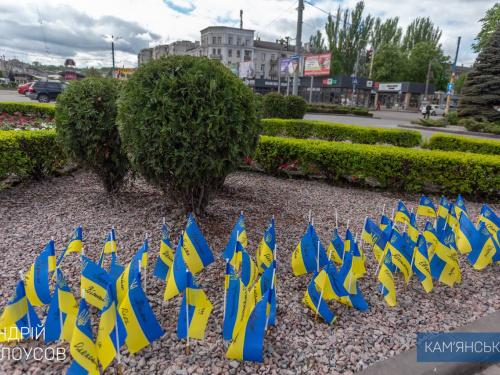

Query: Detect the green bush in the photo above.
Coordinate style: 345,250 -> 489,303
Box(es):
263,92 -> 285,118
448,111 -> 458,125
284,95 -> 307,119
254,136 -> 500,198
0,102 -> 55,117
0,130 -> 66,180
55,78 -> 129,193
427,134 -> 500,155
458,118 -> 500,135
306,103 -> 373,117
411,118 -> 448,127
118,55 -> 262,214
261,119 -> 422,148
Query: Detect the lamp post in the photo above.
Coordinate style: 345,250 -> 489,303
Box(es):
277,39 -> 284,94
102,35 -> 122,79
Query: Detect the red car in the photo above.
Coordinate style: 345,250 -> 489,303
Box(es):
18,82 -> 33,96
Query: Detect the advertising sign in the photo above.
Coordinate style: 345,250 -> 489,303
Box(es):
228,63 -> 238,75
115,68 -> 134,81
304,53 -> 331,76
280,58 -> 299,77
65,73 -> 77,80
239,61 -> 255,78
378,83 -> 402,92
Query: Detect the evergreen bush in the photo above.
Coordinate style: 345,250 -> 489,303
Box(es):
55,78 -> 128,193
117,56 -> 262,214
448,110 -> 458,125
263,92 -> 285,118
284,95 -> 307,119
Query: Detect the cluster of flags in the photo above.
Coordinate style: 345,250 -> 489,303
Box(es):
293,213 -> 369,324
362,196 -> 500,307
1,197 -> 499,369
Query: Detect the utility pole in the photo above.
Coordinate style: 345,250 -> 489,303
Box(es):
445,36 -> 461,116
369,47 -> 375,79
293,0 -> 304,96
277,39 -> 284,94
424,60 -> 432,100
102,35 -> 122,79
351,51 -> 360,107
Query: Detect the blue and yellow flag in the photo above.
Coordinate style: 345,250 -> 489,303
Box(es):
153,224 -> 174,281
96,283 -> 127,371
256,219 -> 275,273
0,280 -> 42,342
467,223 -> 496,270
362,217 -> 381,245
222,214 -> 248,266
328,228 -> 344,264
81,256 -> 110,310
334,253 -> 370,311
240,243 -> 258,289
182,214 -> 215,274
249,262 -> 276,326
291,223 -> 328,276
436,196 -> 450,232
115,243 -> 147,307
223,263 -> 250,341
118,257 -> 164,354
227,287 -> 271,363
394,201 -> 411,225
417,195 -> 436,218
479,205 -> 500,244
446,202 -> 459,230
67,297 -> 99,375
177,271 -> 213,341
45,268 -> 78,343
388,230 -> 413,283
408,213 -> 419,243
98,228 -> 117,267
164,237 -> 188,301
56,227 -> 83,268
412,235 -> 433,293
455,194 -> 468,219
423,221 -> 439,250
456,213 -> 480,254
314,260 -> 348,300
345,230 -> 366,275
380,215 -> 392,231
430,231 -> 461,287
303,271 -> 337,324
378,248 -> 397,307
109,252 -> 125,284
24,240 -> 56,306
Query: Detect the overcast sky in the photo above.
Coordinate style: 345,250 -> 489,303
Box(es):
0,0 -> 495,69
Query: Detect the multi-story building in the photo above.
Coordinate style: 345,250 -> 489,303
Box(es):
138,40 -> 199,65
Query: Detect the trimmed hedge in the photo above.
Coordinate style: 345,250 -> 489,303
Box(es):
254,136 -> 500,198
458,118 -> 500,135
261,119 -> 422,148
306,104 -> 373,117
427,133 -> 500,156
410,118 -> 448,127
0,130 -> 66,180
0,102 -> 55,117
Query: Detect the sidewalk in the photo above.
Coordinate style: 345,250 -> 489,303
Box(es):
398,124 -> 500,140
358,311 -> 500,375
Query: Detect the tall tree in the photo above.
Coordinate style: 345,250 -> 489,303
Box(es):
472,3 -> 500,53
453,72 -> 468,94
370,42 -> 407,81
405,41 -> 449,86
370,17 -> 403,50
459,26 -> 500,121
309,30 -> 326,53
324,1 -> 374,76
402,17 -> 442,51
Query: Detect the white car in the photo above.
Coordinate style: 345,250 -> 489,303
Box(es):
421,104 -> 446,116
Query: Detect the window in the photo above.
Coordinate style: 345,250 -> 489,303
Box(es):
236,50 -> 241,58
228,36 -> 233,45
213,37 -> 216,44
262,53 -> 265,60
217,37 -> 221,44
271,54 -> 276,60
217,49 -> 221,55
245,39 -> 249,46
213,49 -> 216,55
237,38 -> 241,45
228,49 -> 232,57
228,61 -> 231,64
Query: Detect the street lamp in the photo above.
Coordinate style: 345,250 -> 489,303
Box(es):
277,38 -> 284,95
102,35 -> 122,79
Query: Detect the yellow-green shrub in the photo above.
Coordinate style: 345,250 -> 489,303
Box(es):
427,133 -> 500,155
0,102 -> 55,117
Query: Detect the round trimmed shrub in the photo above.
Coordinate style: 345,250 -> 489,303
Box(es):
263,92 -> 285,118
284,95 -> 307,119
55,78 -> 129,193
117,55 -> 262,214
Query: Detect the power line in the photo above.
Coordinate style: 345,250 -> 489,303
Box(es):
256,0 -> 298,36
303,0 -> 351,27
35,5 -> 55,62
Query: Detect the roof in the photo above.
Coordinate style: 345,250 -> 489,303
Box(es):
253,40 -> 296,51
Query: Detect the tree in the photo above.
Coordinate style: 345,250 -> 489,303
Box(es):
370,17 -> 403,50
453,72 -> 468,94
370,42 -> 407,81
309,30 -> 326,53
324,1 -> 374,76
459,26 -> 500,122
405,41 -> 449,86
86,67 -> 102,79
402,17 -> 442,51
472,3 -> 500,53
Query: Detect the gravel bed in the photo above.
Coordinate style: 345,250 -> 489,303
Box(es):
0,170 -> 499,375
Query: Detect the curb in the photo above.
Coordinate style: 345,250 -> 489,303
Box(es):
358,311 -> 500,375
397,124 -> 500,140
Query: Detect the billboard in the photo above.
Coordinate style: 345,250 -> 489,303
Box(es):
228,63 -> 238,75
239,61 -> 255,78
280,57 -> 299,77
115,68 -> 134,80
304,53 -> 331,76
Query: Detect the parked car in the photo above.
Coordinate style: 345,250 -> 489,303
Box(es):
18,82 -> 33,96
28,80 -> 67,103
421,104 -> 446,116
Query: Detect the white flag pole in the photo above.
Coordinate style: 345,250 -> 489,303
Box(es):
185,269 -> 190,355
405,245 -> 417,292
335,208 -> 338,229
223,258 -> 229,323
316,240 -> 320,273
373,245 -> 388,282
382,204 -> 386,217
265,266 -> 276,331
308,210 -> 312,224
144,233 -> 148,293
19,271 -> 32,340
